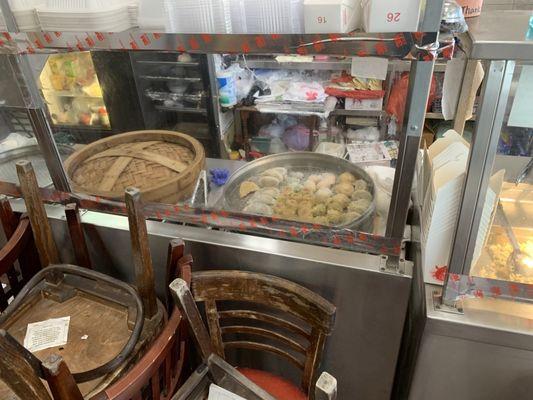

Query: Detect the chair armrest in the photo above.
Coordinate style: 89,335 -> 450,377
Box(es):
315,371 -> 337,400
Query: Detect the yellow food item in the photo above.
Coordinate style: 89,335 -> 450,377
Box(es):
239,181 -> 259,198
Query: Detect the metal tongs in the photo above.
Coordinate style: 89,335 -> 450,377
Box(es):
497,201 -> 531,275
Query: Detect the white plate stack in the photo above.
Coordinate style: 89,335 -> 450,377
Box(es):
138,0 -> 165,30
164,0 -> 232,33
36,0 -> 138,32
230,0 -> 304,34
9,0 -> 43,31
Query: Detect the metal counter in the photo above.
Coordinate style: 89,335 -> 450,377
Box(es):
9,199 -> 413,399
408,284 -> 533,400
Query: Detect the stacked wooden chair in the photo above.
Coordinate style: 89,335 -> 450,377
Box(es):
169,264 -> 338,400
0,160 -> 190,399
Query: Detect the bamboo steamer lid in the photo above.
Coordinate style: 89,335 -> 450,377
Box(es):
64,130 -> 205,203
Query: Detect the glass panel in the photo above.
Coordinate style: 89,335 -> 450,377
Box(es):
2,50 -> 416,252
470,61 -> 533,285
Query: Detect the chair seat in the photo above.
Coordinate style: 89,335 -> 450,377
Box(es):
237,368 -> 307,400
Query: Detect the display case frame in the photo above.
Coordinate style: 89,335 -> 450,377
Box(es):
0,0 -> 447,260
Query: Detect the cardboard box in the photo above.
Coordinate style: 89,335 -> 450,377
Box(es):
362,0 -> 421,33
345,96 -> 383,111
304,0 -> 362,33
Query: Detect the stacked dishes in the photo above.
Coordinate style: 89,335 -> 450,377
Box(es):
9,0 -> 43,31
230,0 -> 304,33
36,0 -> 137,31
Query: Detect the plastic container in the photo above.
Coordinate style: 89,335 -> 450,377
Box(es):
217,70 -> 237,107
138,0 -> 166,30
231,0 -> 304,34
303,0 -> 361,34
164,0 -> 232,33
362,0 -> 422,32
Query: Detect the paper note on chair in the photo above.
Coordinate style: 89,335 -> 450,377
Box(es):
208,384 -> 247,400
23,316 -> 70,352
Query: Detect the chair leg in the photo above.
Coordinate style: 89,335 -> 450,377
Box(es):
42,354 -> 84,400
169,278 -> 215,362
16,161 -> 60,267
315,372 -> 337,400
166,239 -> 185,313
65,203 -> 92,269
124,187 -> 158,319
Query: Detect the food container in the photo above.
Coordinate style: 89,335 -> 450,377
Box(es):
362,0 -> 422,32
64,130 -> 205,204
222,152 -> 376,231
304,0 -> 362,33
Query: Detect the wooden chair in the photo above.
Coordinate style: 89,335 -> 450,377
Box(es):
0,195 -> 41,311
90,239 -> 192,400
169,270 -> 337,400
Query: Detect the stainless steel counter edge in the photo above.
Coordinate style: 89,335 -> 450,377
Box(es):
10,198 -> 413,278
424,284 -> 533,352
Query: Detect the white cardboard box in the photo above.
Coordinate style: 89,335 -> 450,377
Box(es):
345,97 -> 383,111
362,0 -> 421,33
304,0 -> 362,33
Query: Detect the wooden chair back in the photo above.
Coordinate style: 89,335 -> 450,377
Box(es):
91,239 -> 192,400
0,195 -> 41,311
178,270 -> 336,396
0,329 -> 82,400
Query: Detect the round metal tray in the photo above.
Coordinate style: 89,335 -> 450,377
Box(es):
222,152 -> 376,231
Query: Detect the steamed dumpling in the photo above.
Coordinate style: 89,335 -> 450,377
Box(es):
352,189 -> 372,201
316,173 -> 336,189
312,203 -> 326,217
262,167 -> 287,181
258,187 -> 280,197
247,192 -> 276,206
315,188 -> 333,202
333,182 -> 354,196
353,179 -> 368,191
258,175 -> 280,188
348,199 -> 371,214
303,180 -> 317,192
329,193 -> 350,207
344,211 -> 361,223
327,209 -> 343,224
243,202 -> 273,216
338,172 -> 356,184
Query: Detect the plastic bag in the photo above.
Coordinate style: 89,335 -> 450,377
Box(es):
283,124 -> 310,151
258,122 -> 285,138
385,72 -> 437,127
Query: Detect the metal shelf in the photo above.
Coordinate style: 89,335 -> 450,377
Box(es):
425,112 -> 476,121
136,60 -> 200,67
240,58 -> 352,71
0,30 -> 444,60
41,89 -> 103,99
154,105 -> 207,114
139,75 -> 202,82
332,109 -> 385,117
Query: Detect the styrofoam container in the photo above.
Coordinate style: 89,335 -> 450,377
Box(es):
362,0 -> 421,32
304,0 -> 361,33
345,96 -> 383,111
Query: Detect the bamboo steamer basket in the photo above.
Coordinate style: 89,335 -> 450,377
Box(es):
64,130 -> 205,203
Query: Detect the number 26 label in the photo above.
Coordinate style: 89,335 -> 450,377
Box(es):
387,12 -> 401,22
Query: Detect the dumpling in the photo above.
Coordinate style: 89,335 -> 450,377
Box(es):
316,173 -> 336,189
258,175 -> 280,188
303,180 -> 317,192
288,171 -> 304,180
262,167 -> 287,182
315,188 -> 333,202
240,181 -> 259,198
348,199 -> 371,214
353,179 -> 368,191
338,172 -> 356,184
351,189 -> 372,201
311,203 -> 326,217
329,193 -> 350,207
343,211 -> 361,224
333,182 -> 354,197
307,174 -> 322,183
243,202 -> 273,216
258,187 -> 280,198
297,202 -> 314,219
313,216 -> 329,225
326,209 -> 343,224
248,193 -> 276,206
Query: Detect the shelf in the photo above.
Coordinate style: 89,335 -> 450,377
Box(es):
2,30 -> 444,60
240,58 -> 352,71
52,123 -> 111,131
41,88 -> 103,99
425,112 -> 476,121
332,109 -> 385,117
139,75 -> 202,82
136,60 -> 200,67
155,105 -> 207,114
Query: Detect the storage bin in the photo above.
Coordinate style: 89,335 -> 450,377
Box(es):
362,0 -> 422,32
304,0 -> 361,33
